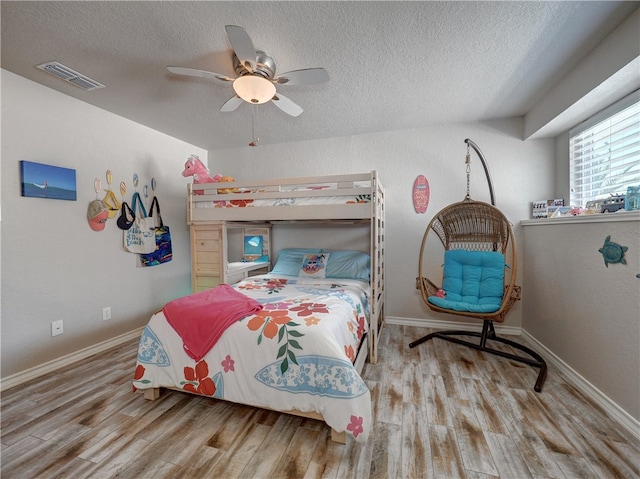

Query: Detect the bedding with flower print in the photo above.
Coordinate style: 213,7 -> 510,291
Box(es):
132,275 -> 372,442
194,182 -> 371,209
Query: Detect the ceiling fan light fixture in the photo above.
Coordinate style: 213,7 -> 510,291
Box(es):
232,75 -> 276,104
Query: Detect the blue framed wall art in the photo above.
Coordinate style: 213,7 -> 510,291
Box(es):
20,160 -> 77,201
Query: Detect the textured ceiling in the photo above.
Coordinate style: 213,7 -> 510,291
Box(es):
2,1 -> 638,151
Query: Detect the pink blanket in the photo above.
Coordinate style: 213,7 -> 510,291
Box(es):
163,284 -> 263,361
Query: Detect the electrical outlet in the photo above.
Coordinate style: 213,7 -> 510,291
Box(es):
51,320 -> 64,337
102,306 -> 111,321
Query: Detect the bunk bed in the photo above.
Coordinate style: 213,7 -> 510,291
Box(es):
132,171 -> 385,443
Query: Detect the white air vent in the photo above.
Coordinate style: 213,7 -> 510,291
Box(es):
36,61 -> 105,91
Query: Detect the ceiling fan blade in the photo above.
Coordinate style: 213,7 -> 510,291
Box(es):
271,93 -> 303,117
225,25 -> 256,72
275,68 -> 329,86
220,95 -> 244,112
167,66 -> 233,82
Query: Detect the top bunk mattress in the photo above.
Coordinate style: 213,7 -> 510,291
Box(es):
188,171 -> 383,223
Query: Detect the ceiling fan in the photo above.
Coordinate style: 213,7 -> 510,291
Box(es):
167,25 -> 329,117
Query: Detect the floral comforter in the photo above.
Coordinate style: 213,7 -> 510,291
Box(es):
195,194 -> 371,209
133,275 -> 371,442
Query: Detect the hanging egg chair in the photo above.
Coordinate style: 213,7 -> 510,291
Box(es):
410,139 -> 547,392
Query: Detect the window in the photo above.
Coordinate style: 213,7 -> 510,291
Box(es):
569,91 -> 640,208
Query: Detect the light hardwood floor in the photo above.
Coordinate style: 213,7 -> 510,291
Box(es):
2,324 -> 639,478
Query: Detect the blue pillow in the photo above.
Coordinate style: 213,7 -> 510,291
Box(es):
428,250 -> 504,313
323,250 -> 370,281
271,248 -> 321,276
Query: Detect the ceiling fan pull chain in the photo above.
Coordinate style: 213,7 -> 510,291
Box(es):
249,105 -> 259,147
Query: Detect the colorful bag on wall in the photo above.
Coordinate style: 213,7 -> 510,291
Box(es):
140,196 -> 173,266
123,192 -> 156,254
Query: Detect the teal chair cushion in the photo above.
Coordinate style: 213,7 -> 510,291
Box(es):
428,250 -> 505,313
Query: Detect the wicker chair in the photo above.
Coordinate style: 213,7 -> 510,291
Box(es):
410,198 -> 547,392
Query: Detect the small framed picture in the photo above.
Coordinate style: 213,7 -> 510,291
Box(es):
20,160 -> 77,201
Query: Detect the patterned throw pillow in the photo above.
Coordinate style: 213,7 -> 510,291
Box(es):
298,253 -> 331,279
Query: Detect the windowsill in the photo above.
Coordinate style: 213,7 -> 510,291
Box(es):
521,210 -> 640,226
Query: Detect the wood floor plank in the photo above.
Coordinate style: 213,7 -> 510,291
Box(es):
112,457 -> 181,479
465,471 -> 499,479
73,383 -> 140,428
173,446 -> 223,479
418,341 -> 442,376
4,423 -> 114,478
34,457 -> 101,479
510,389 -> 581,457
206,422 -> 272,479
456,347 -> 485,380
366,378 -> 381,430
401,401 -> 433,479
381,323 -> 406,375
377,366 -> 404,425
430,334 -> 459,362
270,426 -> 322,478
402,359 -> 424,406
136,400 -> 217,467
564,385 -> 634,445
486,353 -> 538,391
71,438 -> 152,479
504,417 -> 566,479
234,413 -> 303,479
465,379 -> 511,435
423,373 -> 454,427
302,430 -> 342,479
205,402 -> 260,451
484,431 -> 534,479
0,397 -> 40,426
0,435 -> 45,473
565,413 -> 640,479
552,451 -> 600,479
1,383 -> 115,445
429,423 -> 467,479
169,445 -> 222,479
369,421 -> 402,479
612,441 -> 640,469
127,393 -> 196,443
449,398 -> 499,476
440,359 -> 471,401
360,357 -> 385,382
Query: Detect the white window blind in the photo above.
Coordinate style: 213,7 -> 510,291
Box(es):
569,90 -> 640,207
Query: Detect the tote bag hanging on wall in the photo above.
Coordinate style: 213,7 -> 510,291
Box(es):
140,196 -> 173,266
123,192 -> 156,254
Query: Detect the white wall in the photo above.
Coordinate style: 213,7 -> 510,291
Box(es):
519,7 -> 640,429
208,119 -> 555,326
522,215 -> 640,422
1,70 -> 206,378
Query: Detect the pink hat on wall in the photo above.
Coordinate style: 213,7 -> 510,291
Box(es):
87,200 -> 109,231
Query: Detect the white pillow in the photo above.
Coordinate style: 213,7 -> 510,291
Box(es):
298,253 -> 330,279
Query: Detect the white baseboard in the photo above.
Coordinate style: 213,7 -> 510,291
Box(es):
0,327 -> 144,392
386,316 -> 640,444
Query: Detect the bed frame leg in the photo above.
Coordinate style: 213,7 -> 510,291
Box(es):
144,388 -> 160,401
331,429 -> 347,444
